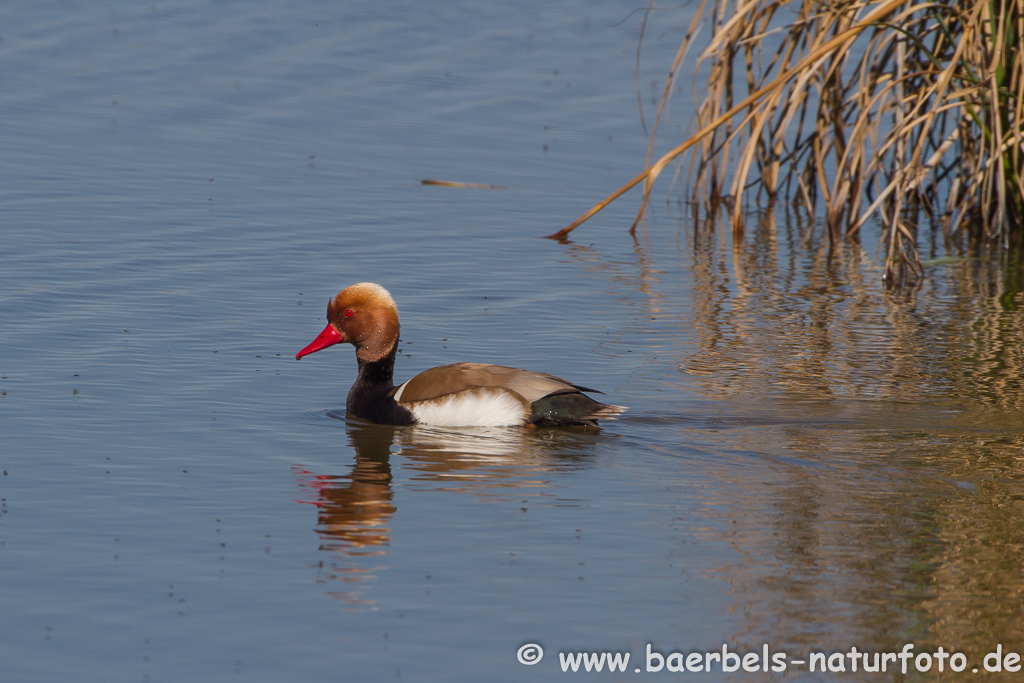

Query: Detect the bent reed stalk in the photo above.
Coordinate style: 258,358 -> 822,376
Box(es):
554,0 -> 1024,285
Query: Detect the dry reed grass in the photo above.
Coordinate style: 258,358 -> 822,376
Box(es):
553,0 -> 1024,285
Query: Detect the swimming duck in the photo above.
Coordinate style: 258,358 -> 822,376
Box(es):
295,283 -> 625,427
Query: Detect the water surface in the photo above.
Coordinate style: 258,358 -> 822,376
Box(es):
3,2 -> 1024,682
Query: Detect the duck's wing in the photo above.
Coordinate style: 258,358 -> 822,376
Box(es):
391,362 -> 591,403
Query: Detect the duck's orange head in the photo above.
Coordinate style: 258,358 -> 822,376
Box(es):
295,282 -> 400,362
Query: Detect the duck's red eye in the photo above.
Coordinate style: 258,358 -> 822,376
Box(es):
344,309 -> 355,318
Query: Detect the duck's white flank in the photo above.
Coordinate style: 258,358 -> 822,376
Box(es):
403,389 -> 526,427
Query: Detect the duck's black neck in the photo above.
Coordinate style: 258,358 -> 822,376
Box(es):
347,343 -> 415,425
355,343 -> 398,387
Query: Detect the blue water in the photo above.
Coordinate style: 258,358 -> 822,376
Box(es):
4,2 -> 1024,682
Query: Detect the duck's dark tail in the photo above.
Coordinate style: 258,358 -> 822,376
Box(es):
529,391 -> 627,427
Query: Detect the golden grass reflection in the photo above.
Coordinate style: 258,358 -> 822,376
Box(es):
681,211 -> 1024,656
678,208 -> 1024,411
563,205 -> 1024,658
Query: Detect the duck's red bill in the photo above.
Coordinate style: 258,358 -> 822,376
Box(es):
296,324 -> 343,360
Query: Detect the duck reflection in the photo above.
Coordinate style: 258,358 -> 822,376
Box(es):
292,422 -> 397,608
296,423 -> 398,553
294,415 -> 601,608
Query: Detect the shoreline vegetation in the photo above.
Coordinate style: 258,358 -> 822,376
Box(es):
551,0 -> 1024,286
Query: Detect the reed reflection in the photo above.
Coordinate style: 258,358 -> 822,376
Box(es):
295,418 -> 600,608
679,207 -> 1024,412
563,204 -> 1024,656
680,209 -> 1024,654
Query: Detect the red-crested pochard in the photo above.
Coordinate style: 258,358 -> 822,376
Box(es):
296,283 -> 626,427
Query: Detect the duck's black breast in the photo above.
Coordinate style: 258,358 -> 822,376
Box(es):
347,381 -> 416,425
346,349 -> 416,425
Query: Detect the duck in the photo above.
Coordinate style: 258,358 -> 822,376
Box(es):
295,282 -> 626,427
